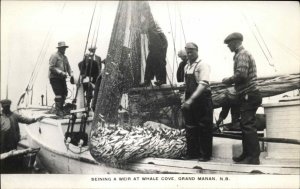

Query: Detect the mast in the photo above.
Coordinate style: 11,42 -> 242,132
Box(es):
92,1 -> 146,125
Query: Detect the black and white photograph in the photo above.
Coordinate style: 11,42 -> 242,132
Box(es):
1,1 -> 300,189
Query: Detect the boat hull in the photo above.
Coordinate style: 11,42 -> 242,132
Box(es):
19,106 -> 300,174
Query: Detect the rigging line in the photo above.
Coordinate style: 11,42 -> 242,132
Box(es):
30,2 -> 67,91
26,2 -> 67,92
94,3 -> 103,47
254,23 -> 273,58
75,1 -> 98,100
242,13 -> 275,69
166,2 -> 179,75
176,2 -> 186,44
269,34 -> 300,61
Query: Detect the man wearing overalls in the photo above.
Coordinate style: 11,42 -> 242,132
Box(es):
181,42 -> 213,162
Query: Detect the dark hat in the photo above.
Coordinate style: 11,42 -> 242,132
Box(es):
185,42 -> 198,50
57,41 -> 69,48
224,32 -> 243,44
0,99 -> 12,106
88,47 -> 97,51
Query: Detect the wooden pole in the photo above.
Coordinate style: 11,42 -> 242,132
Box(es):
213,133 -> 300,145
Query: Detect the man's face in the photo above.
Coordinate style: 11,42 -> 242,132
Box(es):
58,47 -> 67,55
185,48 -> 198,62
227,40 -> 240,52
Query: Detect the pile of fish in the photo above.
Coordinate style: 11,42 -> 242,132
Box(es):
90,122 -> 186,165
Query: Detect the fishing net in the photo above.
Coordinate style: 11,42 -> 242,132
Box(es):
90,121 -> 186,166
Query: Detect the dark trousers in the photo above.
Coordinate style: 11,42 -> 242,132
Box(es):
91,76 -> 102,111
144,53 -> 167,83
239,91 -> 262,158
50,78 -> 68,98
182,91 -> 213,158
83,83 -> 94,106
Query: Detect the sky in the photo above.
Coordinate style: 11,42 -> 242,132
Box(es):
1,1 -> 300,109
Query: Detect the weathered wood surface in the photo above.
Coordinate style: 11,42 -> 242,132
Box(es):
0,148 -> 39,160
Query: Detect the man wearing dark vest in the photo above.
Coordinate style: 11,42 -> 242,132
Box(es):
181,42 -> 213,162
222,32 -> 262,164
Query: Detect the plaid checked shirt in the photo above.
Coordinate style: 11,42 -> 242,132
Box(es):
229,45 -> 258,95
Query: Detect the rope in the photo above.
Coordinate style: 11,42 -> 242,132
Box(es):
176,2 -> 186,44
254,23 -> 272,58
166,2 -> 179,81
74,2 -> 97,101
94,3 -> 103,48
242,13 -> 276,70
18,2 -> 66,106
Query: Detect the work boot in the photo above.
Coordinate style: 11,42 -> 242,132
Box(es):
139,80 -> 151,87
198,157 -> 211,162
232,153 -> 247,162
154,80 -> 165,86
235,157 -> 260,165
54,98 -> 64,117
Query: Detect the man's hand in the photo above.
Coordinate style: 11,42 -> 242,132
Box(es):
181,98 -> 193,110
61,72 -> 68,78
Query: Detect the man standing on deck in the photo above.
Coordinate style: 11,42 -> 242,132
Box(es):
140,18 -> 168,87
181,42 -> 213,162
49,41 -> 74,117
176,49 -> 188,83
222,32 -> 262,165
0,99 -> 43,173
78,52 -> 99,109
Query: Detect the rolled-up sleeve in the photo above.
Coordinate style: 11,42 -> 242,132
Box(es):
195,62 -> 210,86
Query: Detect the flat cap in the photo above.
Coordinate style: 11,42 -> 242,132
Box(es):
185,42 -> 198,50
224,32 -> 243,44
0,99 -> 11,106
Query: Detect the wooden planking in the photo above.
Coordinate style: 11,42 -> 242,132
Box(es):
134,158 -> 300,175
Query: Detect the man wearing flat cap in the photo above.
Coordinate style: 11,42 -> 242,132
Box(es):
222,32 -> 262,164
1,99 -> 43,172
181,42 -> 213,162
49,41 -> 74,117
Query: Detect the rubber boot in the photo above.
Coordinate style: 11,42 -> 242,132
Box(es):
54,98 -> 64,117
233,133 -> 247,162
182,126 -> 200,160
199,127 -> 212,161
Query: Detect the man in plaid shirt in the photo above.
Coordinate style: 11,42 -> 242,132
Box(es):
222,32 -> 262,165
